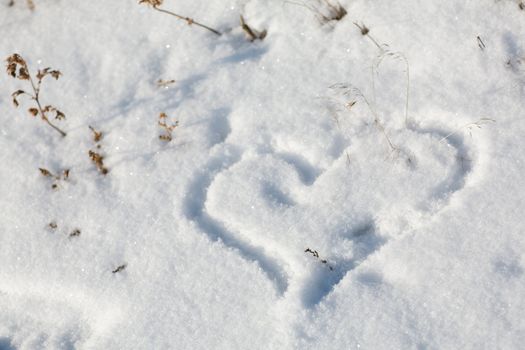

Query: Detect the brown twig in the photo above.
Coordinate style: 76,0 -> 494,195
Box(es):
139,0 -> 221,36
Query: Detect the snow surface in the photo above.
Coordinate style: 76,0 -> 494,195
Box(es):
1,0 -> 524,349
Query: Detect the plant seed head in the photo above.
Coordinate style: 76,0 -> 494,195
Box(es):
138,0 -> 163,7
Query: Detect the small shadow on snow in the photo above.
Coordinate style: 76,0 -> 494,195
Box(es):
502,31 -> 522,58
215,36 -> 268,65
277,152 -> 321,186
340,220 -> 386,254
493,258 -> 524,279
356,270 -> 384,286
345,220 -> 376,238
262,181 -> 295,207
0,338 -> 15,350
207,108 -> 232,147
300,264 -> 349,307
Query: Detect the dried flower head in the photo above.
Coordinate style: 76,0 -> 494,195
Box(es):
38,167 -> 70,189
37,67 -> 62,81
39,168 -> 52,177
89,126 -> 103,142
28,108 -> 39,117
6,54 -> 26,78
355,22 -> 369,35
139,0 -> 163,7
288,0 -> 346,24
158,112 -> 179,142
89,150 -> 109,175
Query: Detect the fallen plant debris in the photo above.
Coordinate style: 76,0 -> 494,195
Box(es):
354,22 -> 381,49
139,0 -> 221,36
46,221 -> 82,239
112,264 -> 127,274
38,167 -> 70,189
38,168 -> 52,177
6,54 -> 67,137
321,0 -> 347,22
477,36 -> 486,50
158,112 -> 178,142
157,79 -> 176,88
89,150 -> 109,175
89,125 -> 103,143
305,248 -> 334,270
505,55 -> 523,72
69,229 -> 81,238
286,0 -> 346,24
240,15 -> 267,42
8,0 -> 34,10
88,125 -> 108,174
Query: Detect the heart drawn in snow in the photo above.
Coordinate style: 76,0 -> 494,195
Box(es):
200,111 -> 477,309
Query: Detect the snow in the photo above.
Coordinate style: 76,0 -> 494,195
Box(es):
0,0 -> 524,349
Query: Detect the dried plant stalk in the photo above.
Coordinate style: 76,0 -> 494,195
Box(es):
285,0 -> 346,24
439,118 -> 496,143
139,0 -> 221,36
6,54 -> 66,137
